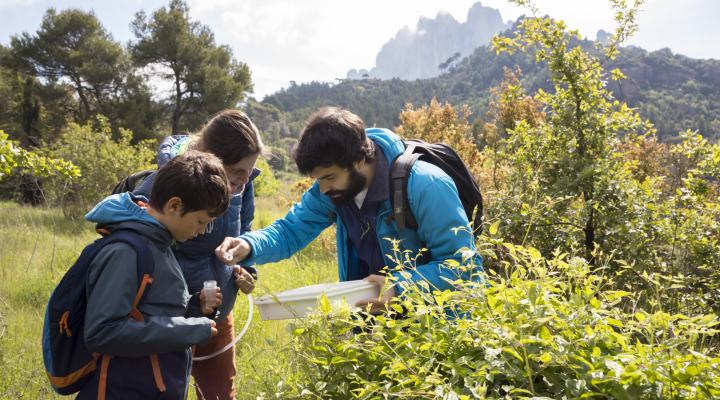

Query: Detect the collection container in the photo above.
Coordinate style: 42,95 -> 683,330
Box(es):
255,280 -> 380,320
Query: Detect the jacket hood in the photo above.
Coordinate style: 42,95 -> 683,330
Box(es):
366,128 -> 405,163
85,193 -> 173,247
85,192 -> 162,226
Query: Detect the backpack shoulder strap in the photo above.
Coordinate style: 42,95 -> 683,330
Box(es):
94,230 -> 155,318
91,230 -> 166,395
390,142 -> 422,231
100,230 -> 155,284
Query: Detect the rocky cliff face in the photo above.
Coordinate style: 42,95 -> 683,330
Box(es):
347,2 -> 509,80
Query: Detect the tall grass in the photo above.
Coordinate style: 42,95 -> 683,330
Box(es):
0,193 -> 338,399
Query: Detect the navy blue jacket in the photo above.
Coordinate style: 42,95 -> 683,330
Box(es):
241,129 -> 483,295
134,135 -> 259,318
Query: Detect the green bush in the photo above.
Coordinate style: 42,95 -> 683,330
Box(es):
41,116 -> 154,218
254,157 -> 280,197
0,130 -> 78,181
280,237 -> 720,399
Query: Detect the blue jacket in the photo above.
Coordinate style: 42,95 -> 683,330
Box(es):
241,129 -> 482,295
134,135 -> 260,318
79,193 -> 213,399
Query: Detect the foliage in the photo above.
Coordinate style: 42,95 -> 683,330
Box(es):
5,8 -> 160,140
130,0 -> 253,134
0,130 -> 79,181
253,158 -> 280,197
40,116 -> 154,218
282,237 -> 720,399
396,99 -> 485,180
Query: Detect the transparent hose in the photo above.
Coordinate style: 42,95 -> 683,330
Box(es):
192,294 -> 254,361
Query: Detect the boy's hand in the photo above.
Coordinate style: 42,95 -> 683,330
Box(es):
215,237 -> 252,264
199,286 -> 222,316
355,274 -> 397,315
233,265 -> 256,294
209,320 -> 218,337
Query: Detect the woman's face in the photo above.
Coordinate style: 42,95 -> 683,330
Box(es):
224,153 -> 260,194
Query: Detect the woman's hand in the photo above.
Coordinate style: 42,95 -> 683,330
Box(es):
233,265 -> 256,294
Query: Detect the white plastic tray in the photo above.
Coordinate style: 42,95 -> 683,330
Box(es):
255,280 -> 380,320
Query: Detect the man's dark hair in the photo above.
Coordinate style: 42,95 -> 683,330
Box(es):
149,151 -> 230,217
199,109 -> 265,165
294,107 -> 374,174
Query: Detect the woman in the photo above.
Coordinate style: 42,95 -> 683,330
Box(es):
135,109 -> 263,400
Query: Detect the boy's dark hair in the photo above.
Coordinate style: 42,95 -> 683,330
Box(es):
294,107 -> 374,174
149,151 -> 230,217
199,109 -> 265,165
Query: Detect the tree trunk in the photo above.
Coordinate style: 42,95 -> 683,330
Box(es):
72,74 -> 91,122
171,66 -> 183,134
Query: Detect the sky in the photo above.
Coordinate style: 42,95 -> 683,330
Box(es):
1,0 -> 718,100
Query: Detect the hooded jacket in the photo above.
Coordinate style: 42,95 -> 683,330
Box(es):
77,193 -> 213,399
240,128 -> 482,294
134,135 -> 260,318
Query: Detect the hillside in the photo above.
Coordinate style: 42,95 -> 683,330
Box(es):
257,37 -> 720,145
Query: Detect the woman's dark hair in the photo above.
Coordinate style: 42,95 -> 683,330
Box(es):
150,151 -> 231,217
294,107 -> 374,174
198,109 -> 264,165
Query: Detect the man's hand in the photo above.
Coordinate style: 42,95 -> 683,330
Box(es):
355,274 -> 397,315
209,320 -> 218,337
199,286 -> 222,316
233,265 -> 256,294
215,237 -> 252,265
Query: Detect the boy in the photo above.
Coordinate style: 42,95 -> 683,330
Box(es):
77,151 -> 230,399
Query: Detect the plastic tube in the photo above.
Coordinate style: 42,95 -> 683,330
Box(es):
192,294 -> 254,361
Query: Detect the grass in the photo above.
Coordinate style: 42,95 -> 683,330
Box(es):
0,189 -> 338,399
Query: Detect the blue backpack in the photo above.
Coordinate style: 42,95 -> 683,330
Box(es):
42,229 -> 155,395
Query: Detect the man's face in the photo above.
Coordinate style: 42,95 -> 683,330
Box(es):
311,164 -> 367,206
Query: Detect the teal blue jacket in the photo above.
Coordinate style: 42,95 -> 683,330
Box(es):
240,129 -> 482,294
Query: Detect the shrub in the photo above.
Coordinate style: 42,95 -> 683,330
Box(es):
41,116 -> 154,218
254,157 -> 280,197
281,236 -> 720,399
0,130 -> 78,181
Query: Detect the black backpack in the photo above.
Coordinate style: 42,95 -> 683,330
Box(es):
390,140 -> 483,237
111,169 -> 155,195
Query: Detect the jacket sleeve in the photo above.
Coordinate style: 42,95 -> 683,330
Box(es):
157,135 -> 184,167
132,171 -> 156,198
391,163 -> 481,295
83,243 -> 213,357
240,183 -> 335,265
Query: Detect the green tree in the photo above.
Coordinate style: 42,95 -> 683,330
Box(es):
130,0 -> 253,134
7,8 -> 159,139
491,0 -> 652,263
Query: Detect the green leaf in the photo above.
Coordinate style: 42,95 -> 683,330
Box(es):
502,347 -> 524,362
489,220 -> 500,236
318,293 -> 332,314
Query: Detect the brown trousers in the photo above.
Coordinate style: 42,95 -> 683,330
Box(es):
192,313 -> 236,400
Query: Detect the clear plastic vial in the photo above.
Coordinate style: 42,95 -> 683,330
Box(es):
203,280 -> 218,308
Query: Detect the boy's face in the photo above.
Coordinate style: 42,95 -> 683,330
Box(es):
161,197 -> 215,242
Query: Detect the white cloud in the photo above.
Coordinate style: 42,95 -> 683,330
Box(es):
0,0 -> 33,7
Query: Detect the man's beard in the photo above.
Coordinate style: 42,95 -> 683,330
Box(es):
325,168 -> 367,206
